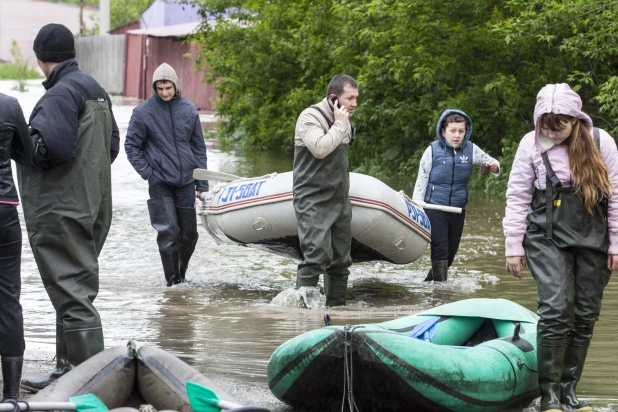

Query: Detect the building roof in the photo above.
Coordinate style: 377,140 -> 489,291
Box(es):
127,21 -> 201,37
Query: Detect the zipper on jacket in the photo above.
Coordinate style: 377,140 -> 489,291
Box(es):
448,148 -> 456,206
168,102 -> 182,186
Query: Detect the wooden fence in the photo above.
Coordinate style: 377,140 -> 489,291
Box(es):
75,35 -> 125,95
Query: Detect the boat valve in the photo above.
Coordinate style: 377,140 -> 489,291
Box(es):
252,217 -> 271,231
394,239 -> 405,250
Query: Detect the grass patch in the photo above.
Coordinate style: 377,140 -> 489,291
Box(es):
0,63 -> 43,80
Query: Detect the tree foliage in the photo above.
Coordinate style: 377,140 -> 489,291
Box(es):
186,0 -> 618,196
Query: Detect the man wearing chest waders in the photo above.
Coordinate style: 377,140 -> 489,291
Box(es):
17,23 -> 120,392
293,74 -> 358,307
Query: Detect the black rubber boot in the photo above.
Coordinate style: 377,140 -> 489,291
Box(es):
161,251 -> 181,286
537,343 -> 565,412
65,327 -> 104,367
176,206 -> 199,282
148,197 -> 181,286
324,274 -> 348,307
424,260 -> 448,282
21,322 -> 71,393
1,356 -> 23,401
560,344 -> 593,411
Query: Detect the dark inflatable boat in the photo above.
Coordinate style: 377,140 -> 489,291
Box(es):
29,342 -> 269,411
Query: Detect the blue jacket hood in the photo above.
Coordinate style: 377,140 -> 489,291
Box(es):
436,109 -> 473,148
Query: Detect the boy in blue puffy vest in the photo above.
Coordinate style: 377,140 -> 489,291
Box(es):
412,110 -> 499,281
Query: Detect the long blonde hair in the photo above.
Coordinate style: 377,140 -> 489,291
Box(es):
539,113 -> 614,213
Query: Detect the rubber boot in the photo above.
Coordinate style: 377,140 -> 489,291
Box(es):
424,260 -> 448,282
161,251 -> 181,286
560,344 -> 593,411
21,322 -> 71,393
537,343 -> 565,412
324,274 -> 348,307
148,197 -> 181,286
1,356 -> 22,401
176,206 -> 199,282
65,328 -> 104,367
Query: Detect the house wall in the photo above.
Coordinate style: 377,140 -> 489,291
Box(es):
140,0 -> 201,29
0,0 -> 99,68
75,35 -> 125,95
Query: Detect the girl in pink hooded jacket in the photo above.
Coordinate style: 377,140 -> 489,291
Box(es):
503,83 -> 618,412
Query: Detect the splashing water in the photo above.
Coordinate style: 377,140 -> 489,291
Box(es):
270,286 -> 325,309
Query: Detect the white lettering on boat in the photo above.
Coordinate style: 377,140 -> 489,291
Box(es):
220,180 -> 267,203
406,201 -> 431,231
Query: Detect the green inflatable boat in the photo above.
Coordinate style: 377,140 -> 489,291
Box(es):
267,298 -> 540,412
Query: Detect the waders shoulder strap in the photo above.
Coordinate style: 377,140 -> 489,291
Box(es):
59,80 -> 88,100
310,106 -> 333,129
310,105 -> 356,144
58,80 -> 89,120
593,127 -> 600,149
540,152 -> 561,240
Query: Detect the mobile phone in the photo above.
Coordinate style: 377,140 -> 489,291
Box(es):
330,96 -> 342,109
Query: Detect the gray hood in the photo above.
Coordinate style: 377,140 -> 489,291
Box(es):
152,63 -> 179,95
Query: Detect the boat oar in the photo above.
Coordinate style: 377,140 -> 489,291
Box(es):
193,169 -> 243,182
186,381 -> 270,412
414,200 -> 462,214
0,394 -> 109,412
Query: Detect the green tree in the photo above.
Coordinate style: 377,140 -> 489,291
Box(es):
187,0 -> 618,197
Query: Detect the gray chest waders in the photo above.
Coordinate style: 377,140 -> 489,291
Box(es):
18,81 -> 109,392
293,108 -> 352,306
523,128 -> 611,411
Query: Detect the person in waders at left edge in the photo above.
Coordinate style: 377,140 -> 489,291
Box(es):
0,93 -> 35,400
125,63 -> 208,286
504,83 -> 618,412
293,74 -> 358,307
16,23 -> 120,393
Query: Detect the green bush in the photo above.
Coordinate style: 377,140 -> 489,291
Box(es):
0,40 -> 43,81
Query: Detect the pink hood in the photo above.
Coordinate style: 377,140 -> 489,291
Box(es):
533,83 -> 593,151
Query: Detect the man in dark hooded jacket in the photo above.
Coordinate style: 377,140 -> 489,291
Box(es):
125,63 -> 208,286
17,23 -> 119,392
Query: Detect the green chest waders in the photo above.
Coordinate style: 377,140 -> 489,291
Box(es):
523,128 -> 611,411
18,84 -> 111,392
293,112 -> 352,306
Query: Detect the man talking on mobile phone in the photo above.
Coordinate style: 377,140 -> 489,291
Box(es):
292,74 -> 359,307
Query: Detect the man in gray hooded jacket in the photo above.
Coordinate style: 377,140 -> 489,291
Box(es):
18,23 -> 119,392
125,63 -> 208,286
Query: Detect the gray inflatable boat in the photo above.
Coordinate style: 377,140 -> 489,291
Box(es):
29,342 -> 269,412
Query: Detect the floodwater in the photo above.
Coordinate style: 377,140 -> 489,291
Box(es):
3,80 -> 617,411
